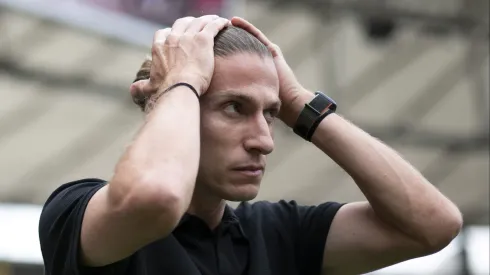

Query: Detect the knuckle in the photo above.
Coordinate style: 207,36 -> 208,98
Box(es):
271,43 -> 281,53
195,33 -> 210,44
202,14 -> 219,19
176,16 -> 195,24
151,41 -> 165,53
205,21 -> 222,32
213,19 -> 224,27
156,28 -> 170,36
201,14 -> 219,22
165,33 -> 179,45
181,33 -> 194,42
153,28 -> 171,44
219,18 -> 230,27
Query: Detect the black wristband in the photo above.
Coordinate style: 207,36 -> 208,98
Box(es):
164,82 -> 200,100
306,109 -> 334,141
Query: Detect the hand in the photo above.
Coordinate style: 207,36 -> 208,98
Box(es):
231,17 -> 312,126
131,15 -> 230,102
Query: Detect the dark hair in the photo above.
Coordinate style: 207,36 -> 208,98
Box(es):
132,26 -> 270,111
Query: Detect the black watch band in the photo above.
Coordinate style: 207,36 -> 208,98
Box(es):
293,92 -> 337,141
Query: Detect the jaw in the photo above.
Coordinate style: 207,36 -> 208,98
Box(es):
217,180 -> 261,202
197,180 -> 261,203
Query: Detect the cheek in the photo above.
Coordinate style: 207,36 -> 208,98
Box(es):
200,114 -> 250,162
200,115 -> 234,148
199,118 -> 236,174
201,110 -> 241,133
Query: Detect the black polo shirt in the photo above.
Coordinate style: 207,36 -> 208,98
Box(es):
39,179 -> 343,275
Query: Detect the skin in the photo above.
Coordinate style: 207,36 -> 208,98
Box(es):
75,15 -> 462,275
80,15 -> 231,267
229,17 -> 462,275
188,53 -> 280,224
186,17 -> 463,275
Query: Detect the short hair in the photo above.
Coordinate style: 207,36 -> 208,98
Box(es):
132,26 -> 270,111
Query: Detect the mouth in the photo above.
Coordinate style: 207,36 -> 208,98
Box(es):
232,165 -> 265,177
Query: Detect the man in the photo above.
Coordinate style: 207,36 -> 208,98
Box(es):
39,15 -> 463,275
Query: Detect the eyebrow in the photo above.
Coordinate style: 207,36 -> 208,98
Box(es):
212,91 -> 281,109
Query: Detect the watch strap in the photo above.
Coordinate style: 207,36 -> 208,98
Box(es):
293,92 -> 336,141
306,109 -> 334,141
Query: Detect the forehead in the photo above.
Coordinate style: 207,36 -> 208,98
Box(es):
206,53 -> 279,103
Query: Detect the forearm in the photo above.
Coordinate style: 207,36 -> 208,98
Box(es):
291,91 -> 462,247
111,86 -> 200,219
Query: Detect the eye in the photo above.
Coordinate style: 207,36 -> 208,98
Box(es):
264,109 -> 278,123
223,101 -> 242,115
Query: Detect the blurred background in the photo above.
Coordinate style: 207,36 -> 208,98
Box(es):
0,0 -> 488,274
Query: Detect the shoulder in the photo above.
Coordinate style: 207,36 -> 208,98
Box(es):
39,177 -> 107,235
38,178 -> 109,275
40,178 -> 106,224
44,178 -> 107,205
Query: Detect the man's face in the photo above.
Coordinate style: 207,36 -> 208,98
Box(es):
197,52 -> 280,201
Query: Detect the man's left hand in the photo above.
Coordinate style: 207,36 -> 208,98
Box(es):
231,17 -> 313,127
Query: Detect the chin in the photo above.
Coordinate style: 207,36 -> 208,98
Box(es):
218,184 -> 260,202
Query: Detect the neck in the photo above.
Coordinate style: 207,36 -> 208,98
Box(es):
187,187 -> 226,229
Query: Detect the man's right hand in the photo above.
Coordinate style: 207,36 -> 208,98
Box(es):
131,15 -> 230,101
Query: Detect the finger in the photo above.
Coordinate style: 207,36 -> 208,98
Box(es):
231,17 -> 273,47
201,17 -> 231,37
130,79 -> 151,98
153,28 -> 171,44
130,79 -> 152,111
171,16 -> 195,35
186,15 -> 220,34
231,17 -> 283,57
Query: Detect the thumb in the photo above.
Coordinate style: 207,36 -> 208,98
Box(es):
130,79 -> 151,98
130,79 -> 155,110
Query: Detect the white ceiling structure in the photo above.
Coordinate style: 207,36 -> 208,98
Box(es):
0,0 -> 488,226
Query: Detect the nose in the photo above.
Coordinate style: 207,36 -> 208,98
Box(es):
243,115 -> 274,155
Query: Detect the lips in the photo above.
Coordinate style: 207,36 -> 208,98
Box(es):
232,165 -> 265,177
233,165 -> 265,171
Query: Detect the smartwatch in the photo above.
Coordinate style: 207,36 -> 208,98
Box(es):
293,92 -> 337,141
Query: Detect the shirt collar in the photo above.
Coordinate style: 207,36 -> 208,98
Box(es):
177,204 -> 248,239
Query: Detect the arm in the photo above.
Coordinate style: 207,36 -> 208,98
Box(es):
230,17 -> 462,274
81,86 -> 200,266
79,16 -> 230,267
290,92 -> 463,275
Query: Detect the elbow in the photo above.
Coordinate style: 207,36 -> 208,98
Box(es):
143,188 -> 186,233
132,182 -> 187,225
108,173 -> 187,233
422,208 -> 463,254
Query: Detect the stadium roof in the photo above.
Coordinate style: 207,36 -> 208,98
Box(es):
0,1 -> 488,224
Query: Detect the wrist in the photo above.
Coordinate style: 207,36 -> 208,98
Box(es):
281,90 -> 315,128
165,73 -> 206,96
146,80 -> 201,112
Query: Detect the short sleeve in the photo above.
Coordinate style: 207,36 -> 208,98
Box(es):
255,200 -> 344,275
295,201 -> 345,274
38,178 -> 124,275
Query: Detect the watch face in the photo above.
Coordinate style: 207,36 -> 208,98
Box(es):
315,92 -> 337,112
326,95 -> 336,104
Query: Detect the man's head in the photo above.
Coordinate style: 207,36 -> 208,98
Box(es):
133,26 -> 280,202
